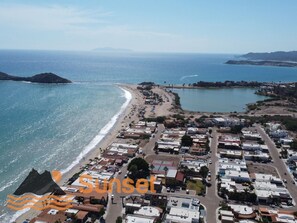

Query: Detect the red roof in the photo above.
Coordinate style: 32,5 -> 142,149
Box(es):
175,172 -> 184,182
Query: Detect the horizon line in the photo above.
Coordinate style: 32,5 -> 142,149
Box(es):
0,48 -> 246,55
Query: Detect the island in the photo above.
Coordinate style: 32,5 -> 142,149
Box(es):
226,51 -> 297,68
0,72 -> 72,83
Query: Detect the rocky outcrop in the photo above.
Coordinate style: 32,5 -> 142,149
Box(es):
0,72 -> 71,83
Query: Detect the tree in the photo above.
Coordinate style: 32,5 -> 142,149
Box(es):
116,216 -> 123,223
280,149 -> 288,158
127,158 -> 150,183
290,140 -> 297,151
99,208 -> 105,217
230,125 -> 243,134
199,166 -> 209,179
181,135 -> 193,147
164,166 -> 169,186
150,164 -> 155,173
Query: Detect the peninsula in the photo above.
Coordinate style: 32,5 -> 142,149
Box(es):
226,60 -> 297,67
0,72 -> 71,83
226,51 -> 297,68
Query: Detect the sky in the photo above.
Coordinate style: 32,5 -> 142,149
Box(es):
0,0 -> 296,53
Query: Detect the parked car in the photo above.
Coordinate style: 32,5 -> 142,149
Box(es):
192,198 -> 200,206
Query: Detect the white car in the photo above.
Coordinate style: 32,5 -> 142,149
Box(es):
209,160 -> 212,164
192,198 -> 200,206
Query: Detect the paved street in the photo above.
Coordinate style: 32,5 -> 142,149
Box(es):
106,126 -> 223,223
256,125 -> 297,206
198,128 -> 222,223
105,124 -> 164,222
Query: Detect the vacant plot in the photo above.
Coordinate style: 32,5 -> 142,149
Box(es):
187,180 -> 206,195
145,154 -> 181,165
247,163 -> 278,177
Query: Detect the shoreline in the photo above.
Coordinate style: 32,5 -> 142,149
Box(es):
13,84 -> 137,223
164,85 -> 260,90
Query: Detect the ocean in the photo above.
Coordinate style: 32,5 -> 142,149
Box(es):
0,50 -> 297,221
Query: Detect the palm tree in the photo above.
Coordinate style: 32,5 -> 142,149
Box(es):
150,164 -> 155,173
163,166 -> 169,186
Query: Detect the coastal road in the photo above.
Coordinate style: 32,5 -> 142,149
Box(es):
198,128 -> 222,223
256,125 -> 297,206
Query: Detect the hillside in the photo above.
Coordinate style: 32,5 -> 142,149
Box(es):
0,72 -> 71,83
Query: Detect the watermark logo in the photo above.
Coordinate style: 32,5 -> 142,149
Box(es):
78,174 -> 156,194
7,169 -> 73,211
7,169 -> 157,212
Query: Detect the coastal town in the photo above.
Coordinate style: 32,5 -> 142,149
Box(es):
15,82 -> 297,223
2,0 -> 297,222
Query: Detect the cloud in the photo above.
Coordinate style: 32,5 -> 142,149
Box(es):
0,3 -> 208,52
0,3 -> 112,31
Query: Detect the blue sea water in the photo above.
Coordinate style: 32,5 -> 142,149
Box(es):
0,50 -> 297,221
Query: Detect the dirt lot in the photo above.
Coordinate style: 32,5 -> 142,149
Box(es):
145,154 -> 181,165
247,162 -> 278,177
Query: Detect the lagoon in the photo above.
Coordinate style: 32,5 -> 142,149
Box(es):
171,88 -> 270,112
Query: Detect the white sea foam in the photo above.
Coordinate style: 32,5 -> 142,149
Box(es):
60,86 -> 132,174
7,86 -> 132,223
0,168 -> 29,193
180,74 -> 199,81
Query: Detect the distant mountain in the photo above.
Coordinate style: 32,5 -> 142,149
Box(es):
242,51 -> 297,62
226,60 -> 297,67
14,169 -> 65,196
93,47 -> 133,53
0,72 -> 71,83
225,51 -> 297,68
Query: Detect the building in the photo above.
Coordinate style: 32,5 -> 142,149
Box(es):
259,207 -> 297,223
165,196 -> 200,223
125,214 -> 156,223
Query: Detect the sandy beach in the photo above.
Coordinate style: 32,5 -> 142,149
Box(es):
13,83 -> 175,223
13,84 -> 141,223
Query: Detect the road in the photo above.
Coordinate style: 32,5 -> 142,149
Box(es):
198,128 -> 222,223
105,124 -> 164,222
256,124 -> 297,206
105,125 -> 222,222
